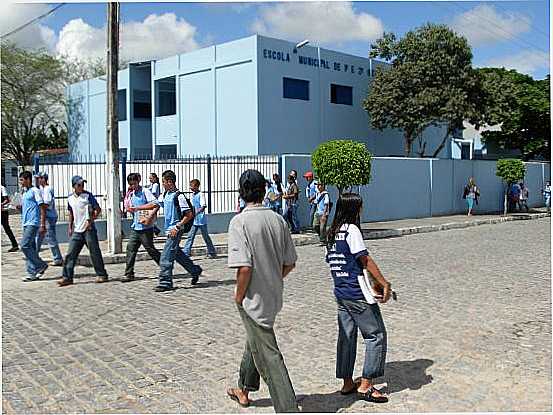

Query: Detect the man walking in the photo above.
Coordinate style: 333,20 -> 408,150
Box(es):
156,170 -> 202,292
182,179 -> 217,258
58,176 -> 109,286
282,174 -> 300,234
543,181 -> 551,213
226,169 -> 299,413
122,173 -> 162,282
35,172 -> 63,266
1,183 -> 19,252
17,171 -> 48,281
303,171 -> 317,230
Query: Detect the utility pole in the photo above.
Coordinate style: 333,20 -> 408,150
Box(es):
106,1 -> 122,254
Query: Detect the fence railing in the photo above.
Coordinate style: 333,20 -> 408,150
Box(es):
37,154 -> 281,222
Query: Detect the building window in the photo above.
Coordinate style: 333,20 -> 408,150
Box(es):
156,145 -> 177,159
283,77 -> 309,101
118,89 -> 127,121
330,84 -> 353,106
11,167 -> 18,177
133,89 -> 151,119
156,77 -> 176,116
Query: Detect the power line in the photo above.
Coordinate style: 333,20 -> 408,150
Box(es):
1,3 -> 65,39
493,1 -> 550,41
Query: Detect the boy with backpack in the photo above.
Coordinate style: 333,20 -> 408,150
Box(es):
156,170 -> 202,292
182,179 -> 217,258
313,182 -> 331,244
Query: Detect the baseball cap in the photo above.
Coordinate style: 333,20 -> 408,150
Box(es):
34,171 -> 48,180
71,175 -> 87,187
303,171 -> 314,178
239,169 -> 266,190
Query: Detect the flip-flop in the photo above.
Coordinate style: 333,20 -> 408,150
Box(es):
227,388 -> 250,408
357,386 -> 389,403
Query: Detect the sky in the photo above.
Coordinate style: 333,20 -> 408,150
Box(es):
1,1 -> 550,79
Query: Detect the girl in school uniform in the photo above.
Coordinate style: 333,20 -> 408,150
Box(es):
325,193 -> 392,403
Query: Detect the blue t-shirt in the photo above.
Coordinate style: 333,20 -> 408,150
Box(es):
326,224 -> 368,300
316,191 -> 330,215
191,191 -> 207,226
130,187 -> 158,231
306,181 -> 317,203
21,187 -> 44,227
158,190 -> 191,234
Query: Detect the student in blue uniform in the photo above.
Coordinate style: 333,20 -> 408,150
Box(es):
35,172 -> 63,266
182,179 -> 217,258
17,171 -> 48,281
156,170 -> 202,292
325,193 -> 392,403
303,171 -> 317,230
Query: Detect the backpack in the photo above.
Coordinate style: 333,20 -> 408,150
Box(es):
163,190 -> 195,233
317,191 -> 333,214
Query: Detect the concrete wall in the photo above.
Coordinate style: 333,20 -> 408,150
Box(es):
282,155 -> 551,228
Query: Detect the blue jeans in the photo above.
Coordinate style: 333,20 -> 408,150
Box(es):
183,224 -> 216,256
308,204 -> 317,229
336,298 -> 387,380
62,229 -> 108,281
545,195 -> 550,211
21,225 -> 48,277
285,203 -> 300,232
36,217 -> 63,262
158,229 -> 202,288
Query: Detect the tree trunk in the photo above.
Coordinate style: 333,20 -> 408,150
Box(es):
503,192 -> 508,216
432,127 -> 452,158
404,133 -> 413,157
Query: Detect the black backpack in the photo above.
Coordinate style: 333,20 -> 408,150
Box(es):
163,190 -> 195,233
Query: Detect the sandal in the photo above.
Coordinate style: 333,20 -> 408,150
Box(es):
227,388 -> 250,408
340,380 -> 361,395
357,386 -> 389,403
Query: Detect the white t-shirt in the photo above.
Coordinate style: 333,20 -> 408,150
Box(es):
1,185 -> 8,211
67,191 -> 99,233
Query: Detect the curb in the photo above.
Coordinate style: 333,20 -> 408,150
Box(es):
76,212 -> 549,266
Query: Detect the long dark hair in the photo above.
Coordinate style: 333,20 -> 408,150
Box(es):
327,193 -> 363,247
273,173 -> 282,193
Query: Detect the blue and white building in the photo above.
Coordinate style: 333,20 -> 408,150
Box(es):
67,34 -> 455,160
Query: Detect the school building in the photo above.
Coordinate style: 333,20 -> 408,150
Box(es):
66,34 -> 468,160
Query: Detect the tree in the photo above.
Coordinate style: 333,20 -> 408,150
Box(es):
1,43 -> 68,165
312,140 -> 372,195
478,68 -> 550,161
496,158 -> 526,215
364,24 -> 485,158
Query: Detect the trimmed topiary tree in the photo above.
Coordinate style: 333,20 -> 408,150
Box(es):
312,140 -> 372,195
496,158 -> 526,215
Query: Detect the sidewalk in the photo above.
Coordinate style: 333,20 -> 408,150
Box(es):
50,209 -> 547,266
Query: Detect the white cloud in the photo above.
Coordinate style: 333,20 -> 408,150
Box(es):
485,50 -> 549,76
451,4 -> 531,46
56,13 -> 199,63
251,2 -> 383,45
0,2 -> 57,51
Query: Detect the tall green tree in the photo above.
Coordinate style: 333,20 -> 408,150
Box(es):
1,44 -> 68,165
364,23 -> 485,157
478,68 -> 550,161
496,158 -> 526,215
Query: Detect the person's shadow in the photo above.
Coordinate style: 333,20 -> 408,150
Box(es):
250,359 -> 434,412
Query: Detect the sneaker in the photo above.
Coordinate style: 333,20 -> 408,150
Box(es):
22,275 -> 39,282
52,260 -> 64,266
35,264 -> 49,278
207,253 -> 218,259
154,286 -> 173,292
191,274 -> 200,285
8,246 -> 19,252
95,276 -> 109,283
57,278 -> 73,287
121,275 -> 135,283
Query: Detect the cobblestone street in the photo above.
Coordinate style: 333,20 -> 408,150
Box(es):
2,218 -> 551,413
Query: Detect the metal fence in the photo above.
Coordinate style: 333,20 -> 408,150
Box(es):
38,154 -> 281,222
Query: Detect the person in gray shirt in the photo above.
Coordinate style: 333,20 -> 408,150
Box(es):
226,169 -> 298,413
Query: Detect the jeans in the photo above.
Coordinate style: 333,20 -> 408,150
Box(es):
237,304 -> 298,413
182,224 -> 216,256
36,216 -> 63,262
336,298 -> 387,380
158,229 -> 202,288
124,228 -> 160,277
270,200 -> 282,215
313,213 -> 328,242
21,225 -> 48,277
284,203 -> 300,233
545,195 -> 550,212
308,204 -> 317,230
1,211 -> 18,248
62,229 -> 108,281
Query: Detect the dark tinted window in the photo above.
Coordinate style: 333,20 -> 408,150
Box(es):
283,77 -> 309,101
156,77 -> 176,116
330,84 -> 353,105
133,89 -> 151,119
118,89 -> 127,121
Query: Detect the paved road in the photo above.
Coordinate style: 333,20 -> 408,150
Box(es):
2,218 -> 551,413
